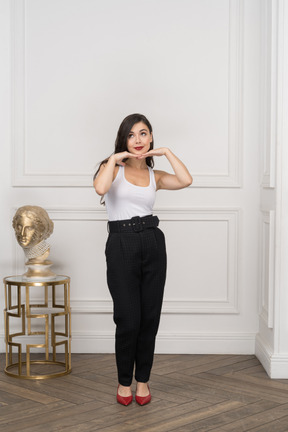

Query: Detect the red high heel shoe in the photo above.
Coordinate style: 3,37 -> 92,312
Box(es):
117,385 -> 133,406
135,384 -> 151,406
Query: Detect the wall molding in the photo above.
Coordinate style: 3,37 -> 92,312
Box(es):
260,0 -> 278,188
0,331 -> 256,355
255,333 -> 273,377
11,0 -> 243,188
256,334 -> 288,379
13,206 -> 240,315
259,210 -> 275,328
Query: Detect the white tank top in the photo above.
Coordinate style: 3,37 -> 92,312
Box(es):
104,165 -> 156,221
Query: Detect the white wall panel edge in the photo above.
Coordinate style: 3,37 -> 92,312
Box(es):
228,0 -> 244,189
11,0 -> 25,188
11,0 -> 244,188
10,205 -> 241,220
69,299 -> 238,315
45,206 -> 241,219
259,209 -> 275,328
260,0 -> 277,189
0,331 -> 256,354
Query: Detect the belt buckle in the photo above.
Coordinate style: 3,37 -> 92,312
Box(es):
131,216 -> 143,232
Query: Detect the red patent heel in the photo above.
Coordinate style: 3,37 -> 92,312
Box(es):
135,384 -> 151,406
117,385 -> 133,406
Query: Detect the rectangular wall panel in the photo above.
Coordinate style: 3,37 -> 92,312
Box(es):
14,207 -> 239,314
12,0 -> 243,188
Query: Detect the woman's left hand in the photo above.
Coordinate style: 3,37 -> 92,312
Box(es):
138,148 -> 168,158
140,147 -> 193,190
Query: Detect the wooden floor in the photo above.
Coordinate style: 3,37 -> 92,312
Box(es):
1,353 -> 288,431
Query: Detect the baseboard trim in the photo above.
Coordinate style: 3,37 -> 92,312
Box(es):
255,334 -> 272,376
255,334 -> 288,379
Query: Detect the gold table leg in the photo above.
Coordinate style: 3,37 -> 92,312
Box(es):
3,277 -> 71,379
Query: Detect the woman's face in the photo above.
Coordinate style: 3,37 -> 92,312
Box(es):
14,214 -> 42,248
126,121 -> 152,155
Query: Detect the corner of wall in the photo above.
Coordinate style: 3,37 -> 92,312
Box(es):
256,333 -> 288,379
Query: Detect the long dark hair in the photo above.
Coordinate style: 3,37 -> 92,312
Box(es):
93,113 -> 154,181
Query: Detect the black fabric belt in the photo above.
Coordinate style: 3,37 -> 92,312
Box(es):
108,215 -> 159,233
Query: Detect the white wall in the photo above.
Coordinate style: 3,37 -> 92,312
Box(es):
0,0 -> 261,355
256,0 -> 288,378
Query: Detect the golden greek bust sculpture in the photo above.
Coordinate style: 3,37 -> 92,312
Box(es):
12,205 -> 56,279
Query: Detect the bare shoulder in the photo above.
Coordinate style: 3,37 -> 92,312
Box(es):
153,170 -> 168,190
153,170 -> 167,182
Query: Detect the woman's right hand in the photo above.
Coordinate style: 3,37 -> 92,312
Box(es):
94,151 -> 137,196
112,151 -> 138,166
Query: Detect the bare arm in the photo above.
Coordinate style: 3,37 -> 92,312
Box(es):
93,157 -> 116,196
140,148 -> 193,190
93,152 -> 138,196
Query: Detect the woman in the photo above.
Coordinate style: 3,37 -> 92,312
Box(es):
93,113 -> 192,406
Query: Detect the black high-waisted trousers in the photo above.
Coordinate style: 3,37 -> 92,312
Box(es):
105,216 -> 167,386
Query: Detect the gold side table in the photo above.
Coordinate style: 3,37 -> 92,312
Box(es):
3,275 -> 71,379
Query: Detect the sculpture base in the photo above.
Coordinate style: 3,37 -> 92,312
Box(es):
23,262 -> 56,281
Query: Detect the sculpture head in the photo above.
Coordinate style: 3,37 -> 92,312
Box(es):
12,206 -> 54,249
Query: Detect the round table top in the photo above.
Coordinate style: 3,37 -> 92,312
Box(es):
3,275 -> 70,285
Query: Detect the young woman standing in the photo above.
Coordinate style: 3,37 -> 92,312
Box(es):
93,113 -> 192,406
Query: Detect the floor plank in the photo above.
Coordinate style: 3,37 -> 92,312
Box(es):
1,353 -> 288,431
